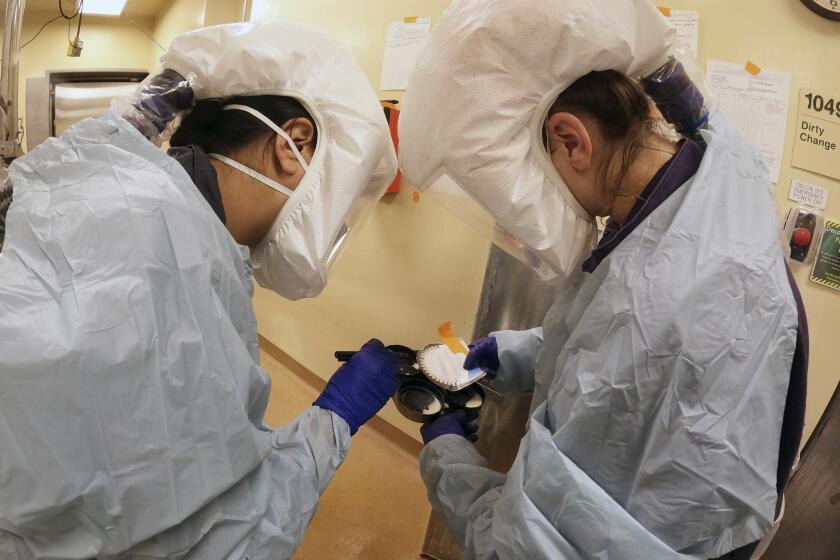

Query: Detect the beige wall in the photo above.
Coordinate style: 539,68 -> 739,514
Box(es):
150,0 -> 246,67
248,0 -> 490,440
151,0 -> 205,55
663,0 -> 840,442
204,0 -> 245,27
17,12 -> 156,150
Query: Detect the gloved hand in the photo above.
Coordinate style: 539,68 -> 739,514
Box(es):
464,336 -> 499,379
641,58 -> 709,137
114,69 -> 196,143
314,339 -> 398,435
133,69 -> 196,133
421,410 -> 479,445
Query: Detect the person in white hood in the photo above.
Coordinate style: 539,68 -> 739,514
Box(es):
399,1 -> 807,559
0,22 -> 398,559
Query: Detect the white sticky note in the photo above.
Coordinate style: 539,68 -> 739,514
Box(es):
706,60 -> 792,183
379,17 -> 432,91
789,179 -> 830,210
665,10 -> 699,58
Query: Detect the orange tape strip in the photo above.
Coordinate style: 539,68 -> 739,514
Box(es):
438,321 -> 469,355
658,6 -> 672,17
404,16 -> 418,23
413,191 -> 421,202
745,61 -> 762,76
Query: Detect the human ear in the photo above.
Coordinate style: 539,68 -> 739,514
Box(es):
274,118 -> 315,175
545,112 -> 593,173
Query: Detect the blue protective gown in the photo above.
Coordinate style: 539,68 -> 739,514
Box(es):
0,113 -> 350,559
420,114 -> 799,559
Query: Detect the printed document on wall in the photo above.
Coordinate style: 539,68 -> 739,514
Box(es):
665,10 -> 699,58
380,17 -> 431,91
706,60 -> 791,183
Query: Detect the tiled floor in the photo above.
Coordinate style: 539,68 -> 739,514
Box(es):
260,349 -> 432,560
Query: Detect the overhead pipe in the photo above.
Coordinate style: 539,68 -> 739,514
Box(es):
0,0 -> 27,161
0,0 -> 25,252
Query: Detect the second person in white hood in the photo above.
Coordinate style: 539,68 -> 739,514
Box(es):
399,1 -> 806,559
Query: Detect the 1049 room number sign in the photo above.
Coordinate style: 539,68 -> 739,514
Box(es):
792,88 -> 840,181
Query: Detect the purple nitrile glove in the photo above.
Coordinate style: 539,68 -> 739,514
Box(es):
464,336 -> 499,379
314,339 -> 398,435
421,410 -> 479,445
641,59 -> 709,137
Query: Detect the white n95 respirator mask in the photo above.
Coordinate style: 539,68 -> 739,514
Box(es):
162,23 -> 397,300
398,0 -> 675,282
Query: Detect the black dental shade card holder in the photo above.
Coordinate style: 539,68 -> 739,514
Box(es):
334,344 -> 485,423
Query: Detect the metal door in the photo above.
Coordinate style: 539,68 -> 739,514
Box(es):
762,382 -> 840,560
420,246 -> 563,559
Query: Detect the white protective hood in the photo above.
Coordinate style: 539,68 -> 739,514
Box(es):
161,23 -> 397,300
399,0 -> 675,280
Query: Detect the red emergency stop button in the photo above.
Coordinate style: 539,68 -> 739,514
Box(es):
792,227 -> 812,247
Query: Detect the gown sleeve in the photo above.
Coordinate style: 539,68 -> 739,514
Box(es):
259,405 -> 352,558
489,327 -> 544,394
419,406 -> 704,560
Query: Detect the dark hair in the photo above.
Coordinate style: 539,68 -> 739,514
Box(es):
170,95 -> 318,156
546,70 -> 653,194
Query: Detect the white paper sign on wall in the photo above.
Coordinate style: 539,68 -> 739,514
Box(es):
789,179 -> 830,210
792,88 -> 840,182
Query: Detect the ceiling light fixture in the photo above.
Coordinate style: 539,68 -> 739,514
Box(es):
83,0 -> 128,16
